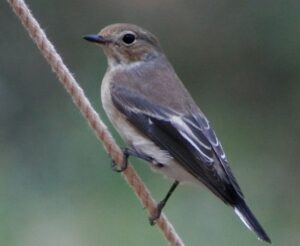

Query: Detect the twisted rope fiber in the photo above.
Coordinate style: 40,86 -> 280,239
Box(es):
7,0 -> 185,245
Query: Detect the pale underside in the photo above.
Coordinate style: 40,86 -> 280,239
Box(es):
101,68 -> 198,183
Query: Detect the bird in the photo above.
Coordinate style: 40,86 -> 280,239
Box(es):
83,23 -> 271,243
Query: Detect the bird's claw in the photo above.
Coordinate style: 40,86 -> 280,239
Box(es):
111,148 -> 129,172
148,201 -> 164,226
111,159 -> 128,172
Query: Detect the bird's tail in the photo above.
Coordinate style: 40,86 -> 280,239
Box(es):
234,199 -> 271,243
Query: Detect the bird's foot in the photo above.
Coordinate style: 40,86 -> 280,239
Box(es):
111,148 -> 130,172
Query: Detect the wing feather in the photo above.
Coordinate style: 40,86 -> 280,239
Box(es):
111,84 -> 243,204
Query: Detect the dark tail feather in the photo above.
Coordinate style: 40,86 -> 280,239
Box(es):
234,199 -> 271,243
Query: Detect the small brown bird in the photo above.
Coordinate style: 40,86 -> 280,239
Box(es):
84,23 -> 271,243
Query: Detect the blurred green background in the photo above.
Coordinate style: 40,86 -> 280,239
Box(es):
1,0 -> 299,245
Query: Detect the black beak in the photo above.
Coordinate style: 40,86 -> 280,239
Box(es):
83,34 -> 107,44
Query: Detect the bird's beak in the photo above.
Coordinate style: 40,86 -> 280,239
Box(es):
83,34 -> 108,44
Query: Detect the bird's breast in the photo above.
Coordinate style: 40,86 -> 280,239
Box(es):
101,73 -> 171,164
101,72 -> 199,184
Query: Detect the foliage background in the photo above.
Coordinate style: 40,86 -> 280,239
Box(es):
1,0 -> 299,245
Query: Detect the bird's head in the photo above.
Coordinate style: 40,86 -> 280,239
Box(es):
84,23 -> 163,67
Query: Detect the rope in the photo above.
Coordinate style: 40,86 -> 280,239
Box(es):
7,0 -> 185,245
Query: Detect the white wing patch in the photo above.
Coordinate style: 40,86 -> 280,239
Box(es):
185,114 -> 210,130
186,114 -> 228,161
207,128 -> 219,147
170,115 -> 214,163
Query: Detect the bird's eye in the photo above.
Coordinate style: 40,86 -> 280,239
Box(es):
122,33 -> 136,45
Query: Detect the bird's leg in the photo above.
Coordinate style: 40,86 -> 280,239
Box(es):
111,147 -> 154,172
149,180 -> 180,225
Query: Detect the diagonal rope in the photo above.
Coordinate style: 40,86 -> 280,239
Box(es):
7,0 -> 185,245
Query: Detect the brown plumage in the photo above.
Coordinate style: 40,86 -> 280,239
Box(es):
84,23 -> 271,243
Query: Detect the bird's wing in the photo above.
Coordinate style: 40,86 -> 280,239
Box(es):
111,84 -> 243,204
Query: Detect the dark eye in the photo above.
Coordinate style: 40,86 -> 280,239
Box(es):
122,33 -> 136,44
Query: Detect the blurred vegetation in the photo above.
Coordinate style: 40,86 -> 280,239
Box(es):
1,0 -> 299,245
